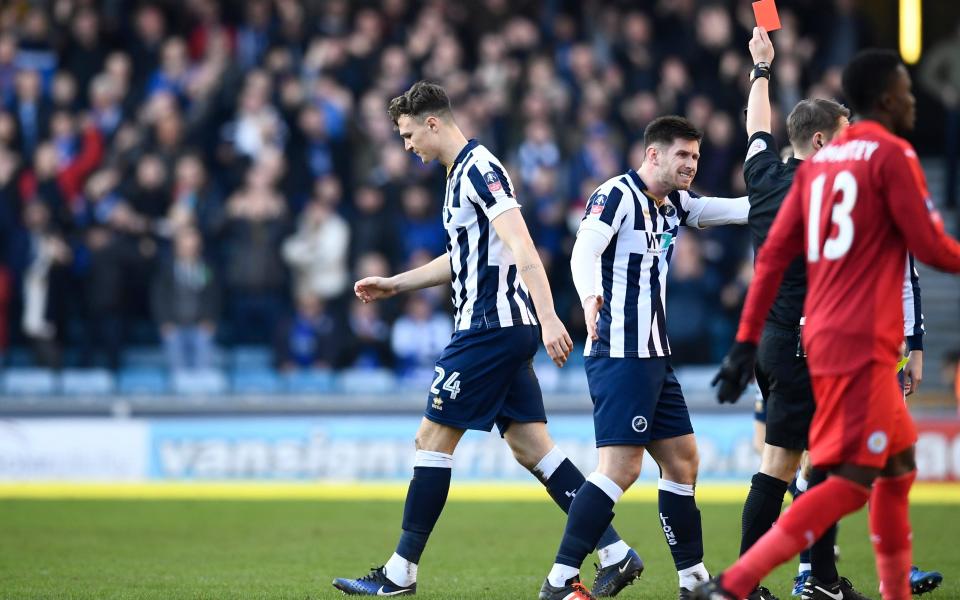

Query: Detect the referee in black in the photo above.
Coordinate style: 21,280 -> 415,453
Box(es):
724,27 -> 874,600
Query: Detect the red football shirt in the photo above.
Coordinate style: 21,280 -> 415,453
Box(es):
737,120 -> 960,374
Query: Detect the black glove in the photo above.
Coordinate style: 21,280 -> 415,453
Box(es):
712,341 -> 758,404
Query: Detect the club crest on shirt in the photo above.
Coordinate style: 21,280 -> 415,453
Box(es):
589,193 -> 608,215
867,430 -> 888,454
483,171 -> 502,193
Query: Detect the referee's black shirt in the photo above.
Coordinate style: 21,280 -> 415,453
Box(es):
743,131 -> 806,329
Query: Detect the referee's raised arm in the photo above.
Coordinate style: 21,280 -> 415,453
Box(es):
746,27 -> 775,137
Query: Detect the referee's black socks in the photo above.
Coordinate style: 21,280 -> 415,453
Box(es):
739,472 -> 790,556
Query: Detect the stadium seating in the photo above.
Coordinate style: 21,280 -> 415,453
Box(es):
171,370 -> 229,396
231,368 -> 283,394
2,368 -> 57,396
60,369 -> 115,395
282,369 -> 336,394
117,368 -> 169,395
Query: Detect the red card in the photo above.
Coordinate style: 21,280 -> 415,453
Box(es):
752,0 -> 782,32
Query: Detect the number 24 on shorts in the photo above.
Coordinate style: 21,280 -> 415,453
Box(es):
431,367 -> 462,400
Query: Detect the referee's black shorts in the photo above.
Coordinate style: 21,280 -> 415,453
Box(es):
754,322 -> 814,451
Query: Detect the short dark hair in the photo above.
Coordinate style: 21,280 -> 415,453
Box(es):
387,81 -> 452,126
643,116 -> 703,149
841,49 -> 902,115
786,99 -> 850,146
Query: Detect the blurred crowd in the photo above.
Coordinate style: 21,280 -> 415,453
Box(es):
0,0 -> 954,375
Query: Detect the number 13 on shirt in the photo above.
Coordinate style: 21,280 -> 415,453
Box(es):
807,170 -> 858,262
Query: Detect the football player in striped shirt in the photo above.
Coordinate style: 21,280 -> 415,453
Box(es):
538,116 -> 750,600
333,81 -> 640,597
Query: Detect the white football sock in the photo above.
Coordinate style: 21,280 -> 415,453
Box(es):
384,552 -> 417,587
532,446 -> 566,480
799,562 -> 812,574
795,472 -> 809,493
587,472 -> 624,503
547,563 -> 580,588
598,540 -> 631,568
678,562 -> 709,590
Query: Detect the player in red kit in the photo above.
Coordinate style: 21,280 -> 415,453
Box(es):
694,50 -> 960,600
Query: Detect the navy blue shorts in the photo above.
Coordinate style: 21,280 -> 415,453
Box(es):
585,356 -> 694,447
424,325 -> 545,436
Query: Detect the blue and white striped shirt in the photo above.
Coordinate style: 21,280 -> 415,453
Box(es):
444,139 -> 538,331
578,169 -> 749,358
902,254 -> 924,350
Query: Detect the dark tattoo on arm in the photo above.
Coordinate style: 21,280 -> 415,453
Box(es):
520,264 -> 540,274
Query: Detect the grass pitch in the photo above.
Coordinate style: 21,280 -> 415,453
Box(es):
1,494 -> 957,599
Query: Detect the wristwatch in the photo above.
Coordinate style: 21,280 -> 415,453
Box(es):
750,62 -> 771,83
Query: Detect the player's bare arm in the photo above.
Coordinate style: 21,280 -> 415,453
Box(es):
354,253 -> 449,303
492,207 -> 573,367
904,350 -> 923,396
746,27 -> 774,137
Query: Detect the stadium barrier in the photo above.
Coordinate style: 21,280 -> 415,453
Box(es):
2,416 -> 960,482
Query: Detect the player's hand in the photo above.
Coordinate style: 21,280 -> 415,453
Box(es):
749,27 -> 774,65
583,295 -> 603,342
354,276 -> 398,303
712,341 -> 758,404
903,350 -> 923,396
540,313 -> 573,368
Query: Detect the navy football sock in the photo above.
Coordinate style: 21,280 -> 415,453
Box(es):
810,523 -> 839,582
791,479 -> 812,568
739,472 -> 789,555
806,469 -> 839,583
535,450 -> 622,550
555,474 -> 621,568
395,452 -> 453,564
658,479 -> 704,570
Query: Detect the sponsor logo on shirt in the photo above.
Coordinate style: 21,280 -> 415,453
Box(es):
644,231 -> 675,254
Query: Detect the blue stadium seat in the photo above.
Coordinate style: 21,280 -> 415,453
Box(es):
674,366 -> 717,393
60,369 -> 116,395
4,348 -> 33,367
566,352 -> 586,369
2,368 -> 57,395
231,346 -> 274,370
122,346 -> 166,368
231,368 -> 282,394
560,369 -> 590,394
396,368 -> 434,392
117,368 -> 169,395
536,366 -> 562,393
171,369 -> 229,396
283,369 -> 335,394
339,368 -> 396,395
533,352 -> 555,370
